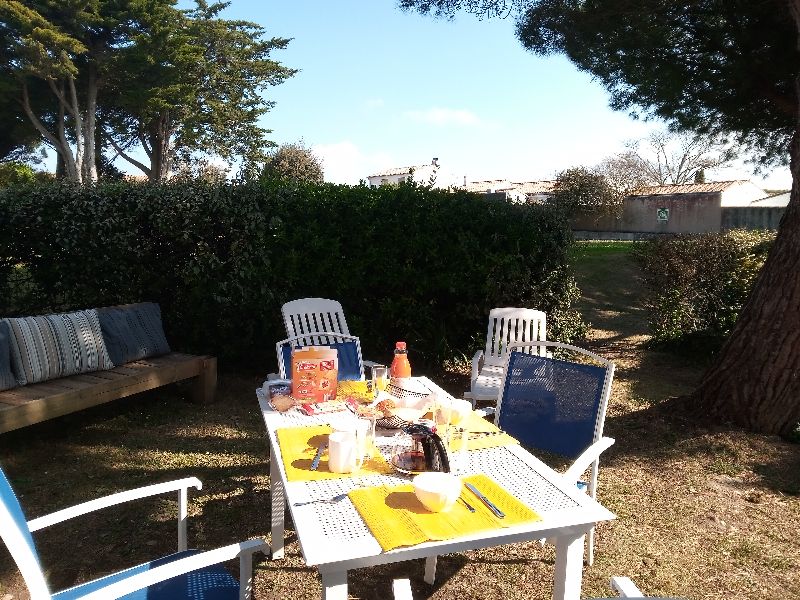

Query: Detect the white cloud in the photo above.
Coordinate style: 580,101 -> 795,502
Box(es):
312,141 -> 394,185
403,107 -> 481,126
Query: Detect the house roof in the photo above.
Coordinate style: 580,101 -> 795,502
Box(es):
464,180 -> 556,194
750,192 -> 790,207
368,164 -> 432,178
629,180 -> 752,196
516,181 -> 557,194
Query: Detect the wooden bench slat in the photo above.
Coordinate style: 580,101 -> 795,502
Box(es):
0,353 -> 216,434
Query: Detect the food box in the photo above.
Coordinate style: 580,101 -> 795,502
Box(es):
291,346 -> 338,403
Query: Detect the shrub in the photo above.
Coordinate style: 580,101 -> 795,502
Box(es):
633,230 -> 774,352
1,180 -> 584,370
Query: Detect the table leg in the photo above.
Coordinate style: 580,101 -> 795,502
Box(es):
270,439 -> 285,559
552,532 -> 585,600
321,569 -> 348,600
424,555 -> 438,584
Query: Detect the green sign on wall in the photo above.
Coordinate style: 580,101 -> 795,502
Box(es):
657,207 -> 669,221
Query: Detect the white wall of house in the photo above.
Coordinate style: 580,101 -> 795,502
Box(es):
719,181 -> 768,206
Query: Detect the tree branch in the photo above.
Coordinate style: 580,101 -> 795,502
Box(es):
138,133 -> 152,158
21,83 -> 62,151
106,134 -> 151,177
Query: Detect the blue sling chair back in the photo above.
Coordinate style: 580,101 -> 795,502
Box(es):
492,341 -> 616,566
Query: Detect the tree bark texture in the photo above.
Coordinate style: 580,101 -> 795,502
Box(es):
691,0 -> 800,436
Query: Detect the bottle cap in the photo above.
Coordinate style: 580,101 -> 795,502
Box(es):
395,341 -> 407,350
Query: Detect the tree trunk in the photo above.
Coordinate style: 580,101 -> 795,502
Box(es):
82,64 -> 99,182
148,110 -> 173,181
692,1 -> 800,437
691,127 -> 800,436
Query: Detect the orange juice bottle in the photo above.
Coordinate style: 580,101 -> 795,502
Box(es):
390,341 -> 412,379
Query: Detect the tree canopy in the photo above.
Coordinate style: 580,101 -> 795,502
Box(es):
260,142 -> 325,183
0,0 -> 295,182
551,166 -> 621,216
596,130 -> 734,191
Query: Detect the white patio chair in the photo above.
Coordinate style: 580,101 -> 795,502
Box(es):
464,307 -> 547,406
481,341 -> 615,565
281,297 -> 383,369
0,466 -> 266,600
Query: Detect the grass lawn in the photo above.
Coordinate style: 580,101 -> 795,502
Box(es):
1,242 -> 799,599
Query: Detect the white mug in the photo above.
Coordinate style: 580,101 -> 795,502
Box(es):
328,430 -> 364,473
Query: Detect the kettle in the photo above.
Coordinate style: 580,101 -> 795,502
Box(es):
390,423 -> 450,475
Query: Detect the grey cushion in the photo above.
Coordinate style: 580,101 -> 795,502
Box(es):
4,309 -> 114,386
0,321 -> 17,391
97,302 -> 170,365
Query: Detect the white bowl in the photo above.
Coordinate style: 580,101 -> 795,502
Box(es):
412,472 -> 462,512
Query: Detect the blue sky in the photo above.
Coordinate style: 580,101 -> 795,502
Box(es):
158,2 -> 791,188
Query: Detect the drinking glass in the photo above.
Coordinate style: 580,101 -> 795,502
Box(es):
372,366 -> 389,398
357,415 -> 377,462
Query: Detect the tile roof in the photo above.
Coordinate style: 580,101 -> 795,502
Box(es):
629,180 -> 752,195
464,180 -> 556,194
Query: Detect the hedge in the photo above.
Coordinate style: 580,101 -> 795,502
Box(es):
1,180 -> 584,371
633,230 -> 775,352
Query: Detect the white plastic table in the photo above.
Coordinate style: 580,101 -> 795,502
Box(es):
259,376 -> 615,600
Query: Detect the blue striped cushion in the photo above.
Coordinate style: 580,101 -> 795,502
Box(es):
0,321 -> 16,391
4,309 -> 114,386
97,303 -> 170,365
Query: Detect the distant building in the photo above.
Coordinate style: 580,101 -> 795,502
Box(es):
572,180 -> 786,238
368,158 -> 441,188
464,180 -> 556,204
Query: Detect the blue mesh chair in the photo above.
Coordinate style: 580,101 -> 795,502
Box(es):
0,465 -> 266,600
275,332 -> 365,381
493,341 -> 616,565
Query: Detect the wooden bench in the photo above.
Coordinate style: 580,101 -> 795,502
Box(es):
0,352 -> 217,434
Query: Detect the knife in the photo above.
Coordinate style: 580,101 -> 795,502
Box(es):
310,442 -> 327,471
465,482 -> 505,518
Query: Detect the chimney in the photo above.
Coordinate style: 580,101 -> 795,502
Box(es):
432,157 -> 439,167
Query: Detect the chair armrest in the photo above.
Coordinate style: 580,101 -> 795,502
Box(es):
470,350 -> 484,385
610,576 -> 644,597
69,539 -> 268,600
563,437 -> 615,483
27,477 -> 202,532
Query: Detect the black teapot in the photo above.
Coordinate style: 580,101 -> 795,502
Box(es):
390,423 -> 450,474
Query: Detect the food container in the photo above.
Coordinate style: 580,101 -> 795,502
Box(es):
291,346 -> 338,403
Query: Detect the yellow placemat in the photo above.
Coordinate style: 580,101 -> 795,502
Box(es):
348,473 -> 541,551
276,425 -> 393,482
460,411 -> 519,450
